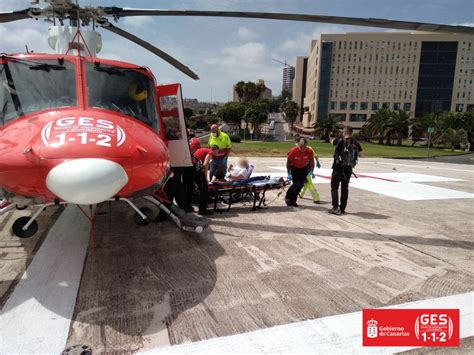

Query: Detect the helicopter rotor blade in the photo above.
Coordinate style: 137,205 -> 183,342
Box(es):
104,8 -> 474,35
100,22 -> 199,80
0,9 -> 31,23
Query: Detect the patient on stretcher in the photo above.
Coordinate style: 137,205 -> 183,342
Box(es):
211,157 -> 253,182
226,158 -> 252,181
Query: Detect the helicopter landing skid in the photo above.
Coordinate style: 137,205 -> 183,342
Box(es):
144,195 -> 205,234
0,200 -> 16,216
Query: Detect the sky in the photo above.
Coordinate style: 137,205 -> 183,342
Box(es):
0,0 -> 472,101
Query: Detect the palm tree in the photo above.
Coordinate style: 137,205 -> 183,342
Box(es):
282,101 -> 299,129
234,81 -> 246,102
313,115 -> 343,143
386,110 -> 411,146
462,110 -> 474,147
363,109 -> 391,144
411,113 -> 437,138
244,103 -> 268,136
234,81 -> 267,103
441,128 -> 467,151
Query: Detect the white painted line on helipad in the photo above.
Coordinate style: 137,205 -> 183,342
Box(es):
0,205 -> 90,354
144,292 -> 473,354
373,161 -> 474,173
262,169 -> 474,200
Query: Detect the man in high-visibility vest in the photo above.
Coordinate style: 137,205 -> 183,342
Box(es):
207,124 -> 232,180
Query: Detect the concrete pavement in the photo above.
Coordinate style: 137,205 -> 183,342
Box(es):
0,158 -> 472,353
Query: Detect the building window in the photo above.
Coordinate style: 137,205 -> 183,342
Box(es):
371,102 -> 379,110
329,113 -> 346,122
349,114 -> 367,122
340,101 -> 347,110
350,102 -> 358,110
382,102 -> 390,109
456,104 -> 464,112
403,103 -> 411,111
329,101 -> 337,110
360,102 -> 368,110
393,102 -> 401,110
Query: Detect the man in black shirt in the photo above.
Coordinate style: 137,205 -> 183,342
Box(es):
329,126 -> 364,215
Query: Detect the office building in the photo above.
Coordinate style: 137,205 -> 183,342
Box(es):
282,66 -> 295,94
299,32 -> 474,129
292,56 -> 308,125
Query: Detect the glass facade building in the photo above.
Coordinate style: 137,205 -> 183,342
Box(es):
415,41 -> 458,117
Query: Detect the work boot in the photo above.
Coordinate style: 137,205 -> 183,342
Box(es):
184,206 -> 195,213
328,207 -> 341,215
285,199 -> 298,207
198,209 -> 214,216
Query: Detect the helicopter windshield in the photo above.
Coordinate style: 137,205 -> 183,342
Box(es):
86,63 -> 158,129
0,59 -> 77,125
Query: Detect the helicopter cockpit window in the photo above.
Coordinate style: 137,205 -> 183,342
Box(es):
0,59 -> 76,125
86,63 -> 158,129
160,95 -> 182,140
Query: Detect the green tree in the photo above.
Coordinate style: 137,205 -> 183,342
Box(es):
363,109 -> 391,145
244,103 -> 268,136
234,81 -> 246,102
234,81 -> 266,103
279,88 -> 292,104
386,110 -> 411,146
282,100 -> 299,129
259,98 -> 280,113
437,112 -> 464,131
412,113 -> 438,138
218,102 -> 246,128
441,128 -> 467,151
312,115 -> 343,143
183,107 -> 194,119
462,110 -> 474,146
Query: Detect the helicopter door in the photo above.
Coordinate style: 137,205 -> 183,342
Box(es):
156,83 -> 192,167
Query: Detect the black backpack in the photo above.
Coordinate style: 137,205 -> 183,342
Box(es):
337,138 -> 358,167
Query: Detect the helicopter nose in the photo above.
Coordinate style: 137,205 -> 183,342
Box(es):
46,159 -> 128,205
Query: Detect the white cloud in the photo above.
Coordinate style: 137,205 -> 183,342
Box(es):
0,21 -> 51,54
206,42 -> 266,70
237,27 -> 256,40
203,41 -> 281,96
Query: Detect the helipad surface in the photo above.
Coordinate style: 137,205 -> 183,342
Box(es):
0,157 -> 473,354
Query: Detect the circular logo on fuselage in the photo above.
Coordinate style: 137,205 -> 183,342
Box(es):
41,117 -> 126,147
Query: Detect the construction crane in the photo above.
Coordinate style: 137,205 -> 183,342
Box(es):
272,58 -> 291,67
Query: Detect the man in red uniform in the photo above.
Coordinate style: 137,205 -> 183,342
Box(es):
189,138 -> 213,215
285,137 -> 315,207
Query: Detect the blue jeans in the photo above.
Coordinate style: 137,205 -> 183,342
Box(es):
210,156 -> 228,180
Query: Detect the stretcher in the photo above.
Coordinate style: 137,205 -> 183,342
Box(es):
207,176 -> 290,212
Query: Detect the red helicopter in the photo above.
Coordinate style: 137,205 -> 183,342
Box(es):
0,0 -> 472,238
